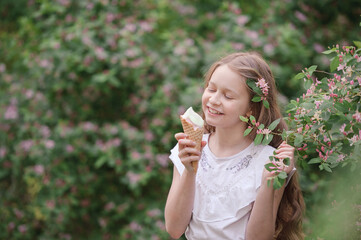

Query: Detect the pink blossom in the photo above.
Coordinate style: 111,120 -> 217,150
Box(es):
263,43 -> 275,54
337,154 -> 345,162
145,130 -> 154,141
0,63 -> 6,72
127,172 -> 141,185
313,43 -> 325,53
131,151 -> 141,160
129,221 -> 142,231
81,122 -> 98,131
82,35 -> 92,46
7,222 -> 15,232
33,164 -> 45,175
0,147 -> 6,158
95,47 -> 107,60
124,23 -> 137,33
295,11 -> 307,22
46,200 -> 55,210
337,63 -> 346,71
314,100 -> 323,109
236,15 -> 249,26
57,0 -> 70,7
66,144 -> 74,153
98,218 -> 108,228
139,21 -> 153,32
232,42 -> 245,51
40,125 -> 51,138
156,154 -> 169,167
255,78 -> 269,96
353,111 -> 361,122
245,30 -> 258,40
44,140 -> 55,149
147,208 -> 161,217
4,105 -> 18,120
156,220 -> 166,230
20,140 -> 33,152
105,202 -> 115,211
106,13 -> 116,23
25,89 -> 34,99
18,224 -> 27,234
14,208 -> 24,219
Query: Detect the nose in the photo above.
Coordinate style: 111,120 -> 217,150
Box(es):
209,92 -> 221,105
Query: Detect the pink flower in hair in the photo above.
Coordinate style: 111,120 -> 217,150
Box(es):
255,78 -> 269,96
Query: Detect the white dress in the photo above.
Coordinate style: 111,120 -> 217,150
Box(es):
169,134 -> 276,240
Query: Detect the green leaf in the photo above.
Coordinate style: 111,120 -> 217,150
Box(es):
330,56 -> 339,72
354,41 -> 361,49
262,134 -> 273,145
322,49 -> 335,55
268,118 -> 281,131
258,124 -> 265,130
252,96 -> 262,102
250,115 -> 256,125
294,134 -> 304,147
240,116 -> 248,122
278,171 -> 287,179
247,79 -> 262,95
308,158 -> 321,164
254,134 -> 263,145
273,177 -> 284,189
293,72 -> 305,80
323,163 -> 332,173
264,163 -> 274,171
301,102 -> 315,110
244,128 -> 252,136
263,99 -> 269,109
304,79 -> 312,89
95,156 -> 107,168
308,65 -> 317,75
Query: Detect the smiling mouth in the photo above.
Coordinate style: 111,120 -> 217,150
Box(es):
208,107 -> 223,115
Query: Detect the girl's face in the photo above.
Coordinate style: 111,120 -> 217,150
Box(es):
202,64 -> 251,131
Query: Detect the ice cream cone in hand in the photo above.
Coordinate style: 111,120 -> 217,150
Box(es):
180,107 -> 204,172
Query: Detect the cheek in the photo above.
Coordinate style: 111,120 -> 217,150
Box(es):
201,92 -> 208,105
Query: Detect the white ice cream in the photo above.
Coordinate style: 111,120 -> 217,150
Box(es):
182,107 -> 204,128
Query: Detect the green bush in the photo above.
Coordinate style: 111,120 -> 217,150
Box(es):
0,0 -> 360,239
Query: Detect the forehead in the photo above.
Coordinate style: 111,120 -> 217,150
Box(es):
208,65 -> 247,91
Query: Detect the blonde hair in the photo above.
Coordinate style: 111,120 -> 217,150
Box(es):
202,52 -> 305,239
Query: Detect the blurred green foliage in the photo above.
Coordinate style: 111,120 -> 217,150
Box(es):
0,0 -> 360,239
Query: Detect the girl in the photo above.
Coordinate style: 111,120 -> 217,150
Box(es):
165,52 -> 305,240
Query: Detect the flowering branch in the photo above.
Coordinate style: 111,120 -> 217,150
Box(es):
241,43 -> 361,189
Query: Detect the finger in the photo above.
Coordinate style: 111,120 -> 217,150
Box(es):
201,140 -> 207,148
175,132 -> 187,141
178,147 -> 201,158
178,139 -> 196,148
275,146 -> 294,153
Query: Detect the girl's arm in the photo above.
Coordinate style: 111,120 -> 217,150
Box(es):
246,142 -> 295,240
164,133 -> 206,239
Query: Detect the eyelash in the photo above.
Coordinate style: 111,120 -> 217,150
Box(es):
208,88 -> 232,99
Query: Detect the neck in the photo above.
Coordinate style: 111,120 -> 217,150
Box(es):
210,124 -> 252,157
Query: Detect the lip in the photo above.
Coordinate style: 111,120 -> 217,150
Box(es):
207,106 -> 223,115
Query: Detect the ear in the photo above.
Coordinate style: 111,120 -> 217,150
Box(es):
246,109 -> 252,117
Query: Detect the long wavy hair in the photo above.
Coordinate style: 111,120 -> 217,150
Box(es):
202,52 -> 305,239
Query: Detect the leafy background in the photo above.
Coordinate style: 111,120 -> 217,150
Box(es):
0,0 -> 360,239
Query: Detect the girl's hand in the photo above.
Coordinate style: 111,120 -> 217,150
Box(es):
262,141 -> 295,183
175,133 -> 207,173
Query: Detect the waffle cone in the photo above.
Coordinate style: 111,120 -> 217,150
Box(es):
180,116 -> 204,172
